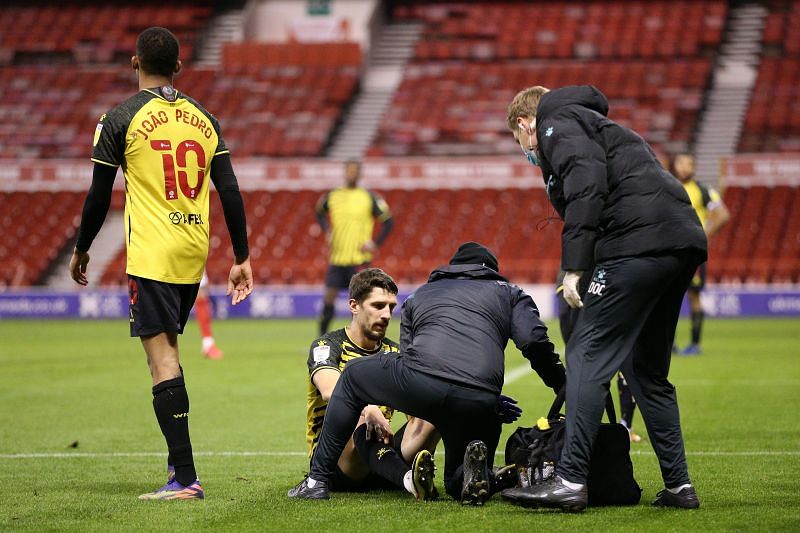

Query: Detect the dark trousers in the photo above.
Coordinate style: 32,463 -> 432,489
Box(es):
557,251 -> 700,487
309,353 -> 501,500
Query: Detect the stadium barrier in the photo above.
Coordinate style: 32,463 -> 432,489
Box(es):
1,286 -> 798,320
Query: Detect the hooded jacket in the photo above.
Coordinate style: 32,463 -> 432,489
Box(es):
535,85 -> 708,270
399,264 -> 564,395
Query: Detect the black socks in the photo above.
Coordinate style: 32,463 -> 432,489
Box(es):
690,311 -> 704,345
352,424 -> 409,488
617,373 -> 636,428
319,303 -> 335,335
152,375 -> 196,486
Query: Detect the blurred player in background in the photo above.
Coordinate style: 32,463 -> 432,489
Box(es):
671,154 -> 731,356
315,160 -> 394,335
290,242 -> 565,504
303,268 -> 439,500
194,271 -> 223,359
507,85 -> 706,511
69,27 -> 252,501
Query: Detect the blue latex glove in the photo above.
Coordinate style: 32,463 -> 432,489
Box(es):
497,394 -> 523,424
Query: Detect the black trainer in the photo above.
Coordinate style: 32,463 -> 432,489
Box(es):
412,449 -> 439,501
287,477 -> 330,500
461,440 -> 490,506
652,486 -> 700,509
490,464 -> 519,495
501,476 -> 588,512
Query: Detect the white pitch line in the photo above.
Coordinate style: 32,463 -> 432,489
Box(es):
503,364 -> 533,385
2,450 -> 799,459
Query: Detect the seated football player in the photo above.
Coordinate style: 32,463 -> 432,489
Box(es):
304,267 -> 441,499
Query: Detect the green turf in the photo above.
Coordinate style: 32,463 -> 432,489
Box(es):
1,317 -> 799,531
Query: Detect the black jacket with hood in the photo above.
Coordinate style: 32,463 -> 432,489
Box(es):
399,264 -> 565,395
535,85 -> 708,271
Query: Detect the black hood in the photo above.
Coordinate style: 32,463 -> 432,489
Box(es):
537,85 -> 609,120
428,264 -> 507,283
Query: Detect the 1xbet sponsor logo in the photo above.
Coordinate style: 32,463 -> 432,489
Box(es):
169,212 -> 204,225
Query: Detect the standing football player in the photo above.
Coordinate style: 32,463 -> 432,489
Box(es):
70,27 -> 253,500
315,160 -> 394,335
671,153 -> 730,355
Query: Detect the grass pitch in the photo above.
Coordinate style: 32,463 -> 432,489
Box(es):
1,317 -> 798,531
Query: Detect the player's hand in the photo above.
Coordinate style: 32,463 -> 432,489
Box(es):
563,270 -> 584,309
364,405 -> 392,444
497,394 -> 523,424
69,249 -> 90,286
227,256 -> 253,305
360,240 -> 377,253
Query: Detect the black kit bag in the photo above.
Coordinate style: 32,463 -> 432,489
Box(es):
504,388 -> 642,506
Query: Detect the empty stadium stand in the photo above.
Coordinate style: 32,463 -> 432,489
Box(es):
0,191 -> 83,286
740,1 -> 800,153
368,1 -> 726,157
86,184 -> 800,287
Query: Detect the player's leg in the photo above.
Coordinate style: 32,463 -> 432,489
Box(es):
619,256 -> 699,508
292,355 -> 445,499
319,266 -> 350,335
435,386 -> 501,504
334,427 -> 371,482
681,264 -> 705,355
195,272 -> 222,359
397,417 -> 440,462
131,276 -> 203,501
617,372 -> 641,442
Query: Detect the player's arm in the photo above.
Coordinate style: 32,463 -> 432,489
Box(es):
210,153 -> 252,304
315,193 -> 330,234
364,193 -> 394,252
704,189 -> 730,238
69,163 -> 117,285
509,286 -> 566,392
311,368 -> 340,401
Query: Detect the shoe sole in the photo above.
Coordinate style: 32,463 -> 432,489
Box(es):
412,450 -> 439,501
461,442 -> 489,506
139,490 -> 205,501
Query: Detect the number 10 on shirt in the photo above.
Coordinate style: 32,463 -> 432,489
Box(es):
150,139 -> 206,200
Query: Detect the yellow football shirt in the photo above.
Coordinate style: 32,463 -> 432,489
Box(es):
682,179 -> 721,228
91,87 -> 229,284
317,187 -> 391,266
305,328 -> 399,457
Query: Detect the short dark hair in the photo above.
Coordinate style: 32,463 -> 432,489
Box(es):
136,27 -> 179,78
349,268 -> 398,304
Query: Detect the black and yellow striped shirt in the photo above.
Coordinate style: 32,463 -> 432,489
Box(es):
316,187 -> 391,266
91,86 -> 229,284
305,328 -> 399,457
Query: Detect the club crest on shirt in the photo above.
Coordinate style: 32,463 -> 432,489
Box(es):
160,85 -> 177,102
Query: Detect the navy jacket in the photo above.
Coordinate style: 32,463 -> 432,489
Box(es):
536,85 -> 708,270
399,264 -> 565,395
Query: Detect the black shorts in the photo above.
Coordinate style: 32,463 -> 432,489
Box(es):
688,262 -> 707,292
128,275 -> 200,337
324,264 -> 368,290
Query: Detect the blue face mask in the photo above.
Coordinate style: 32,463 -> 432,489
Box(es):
522,146 -> 539,167
518,122 -> 539,166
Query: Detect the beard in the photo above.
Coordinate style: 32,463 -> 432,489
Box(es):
361,322 -> 387,342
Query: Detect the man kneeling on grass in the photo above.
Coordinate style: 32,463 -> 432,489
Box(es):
298,268 -> 441,500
